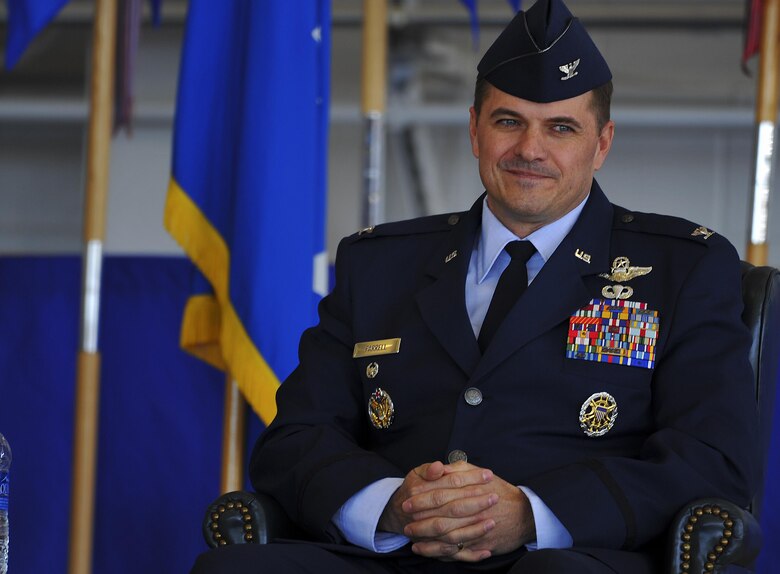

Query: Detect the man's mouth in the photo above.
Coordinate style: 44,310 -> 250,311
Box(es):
500,161 -> 556,180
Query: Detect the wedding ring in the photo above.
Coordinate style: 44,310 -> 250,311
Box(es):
456,541 -> 464,551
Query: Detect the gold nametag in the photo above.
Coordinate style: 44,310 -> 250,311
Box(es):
353,338 -> 401,358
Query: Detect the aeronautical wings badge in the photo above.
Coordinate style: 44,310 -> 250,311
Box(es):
599,257 -> 652,283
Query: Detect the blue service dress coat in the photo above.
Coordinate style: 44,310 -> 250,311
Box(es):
250,181 -> 759,558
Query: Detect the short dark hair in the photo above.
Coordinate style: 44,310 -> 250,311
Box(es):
473,77 -> 492,118
589,81 -> 613,132
473,78 -> 613,131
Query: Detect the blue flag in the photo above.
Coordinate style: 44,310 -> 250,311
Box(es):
5,0 -> 69,69
459,0 -> 522,48
164,0 -> 330,424
460,0 -> 479,47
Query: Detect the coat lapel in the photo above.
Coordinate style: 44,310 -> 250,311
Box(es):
472,182 -> 615,383
415,198 -> 483,377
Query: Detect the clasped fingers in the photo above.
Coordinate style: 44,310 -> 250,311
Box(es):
406,465 -> 493,498
409,519 -> 496,563
405,513 -> 496,540
405,490 -> 499,521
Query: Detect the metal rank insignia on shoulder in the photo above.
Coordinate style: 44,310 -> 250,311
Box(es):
566,298 -> 660,369
579,392 -> 618,437
691,226 -> 714,240
368,388 -> 394,430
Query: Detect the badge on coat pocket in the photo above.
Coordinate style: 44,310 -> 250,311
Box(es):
566,298 -> 659,369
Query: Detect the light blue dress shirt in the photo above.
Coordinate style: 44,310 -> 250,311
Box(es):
332,195 -> 589,553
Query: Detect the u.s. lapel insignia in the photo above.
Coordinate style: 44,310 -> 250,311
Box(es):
574,249 -> 591,263
601,284 -> 633,300
599,257 -> 652,282
368,388 -> 394,429
559,58 -> 580,81
366,362 -> 379,379
579,392 -> 618,437
691,226 -> 714,240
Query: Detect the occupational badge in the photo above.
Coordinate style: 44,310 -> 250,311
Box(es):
579,392 -> 618,437
601,284 -> 633,300
366,362 -> 379,379
368,388 -> 394,430
599,257 -> 652,283
566,298 -> 659,369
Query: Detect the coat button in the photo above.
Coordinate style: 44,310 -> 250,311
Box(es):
621,213 -> 635,223
448,214 -> 460,225
464,387 -> 483,406
448,449 -> 468,464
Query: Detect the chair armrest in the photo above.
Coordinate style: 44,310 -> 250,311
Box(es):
666,499 -> 762,573
202,490 -> 299,548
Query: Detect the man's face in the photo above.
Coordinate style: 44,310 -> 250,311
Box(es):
469,84 -> 614,238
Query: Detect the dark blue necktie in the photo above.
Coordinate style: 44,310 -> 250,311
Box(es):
478,240 -> 536,352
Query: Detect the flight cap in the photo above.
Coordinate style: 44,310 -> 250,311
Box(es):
477,0 -> 612,103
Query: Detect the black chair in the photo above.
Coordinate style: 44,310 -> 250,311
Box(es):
664,263 -> 778,573
203,263 -> 780,573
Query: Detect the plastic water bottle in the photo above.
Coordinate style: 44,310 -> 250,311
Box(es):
0,433 -> 10,574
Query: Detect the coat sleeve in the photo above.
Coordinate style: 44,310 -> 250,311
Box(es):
524,239 -> 760,550
249,237 -> 404,542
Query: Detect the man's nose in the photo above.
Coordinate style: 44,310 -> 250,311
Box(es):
512,128 -> 546,162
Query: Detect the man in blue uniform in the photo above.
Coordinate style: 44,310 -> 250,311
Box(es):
192,0 -> 759,572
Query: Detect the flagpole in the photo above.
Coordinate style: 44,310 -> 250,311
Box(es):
220,377 -> 246,493
68,0 -> 117,573
361,0 -> 388,227
747,0 -> 780,265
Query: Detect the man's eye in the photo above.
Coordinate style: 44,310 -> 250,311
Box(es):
497,118 -> 518,127
553,124 -> 573,133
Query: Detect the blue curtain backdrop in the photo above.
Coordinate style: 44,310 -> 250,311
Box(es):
1,255 -> 779,573
0,256 -> 227,574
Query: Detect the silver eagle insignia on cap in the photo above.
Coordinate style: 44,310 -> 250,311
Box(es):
559,58 -> 580,81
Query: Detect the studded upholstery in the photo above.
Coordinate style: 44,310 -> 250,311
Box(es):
665,263 -> 779,573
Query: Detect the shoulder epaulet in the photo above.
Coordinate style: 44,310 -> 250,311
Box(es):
346,212 -> 464,243
612,205 -> 724,246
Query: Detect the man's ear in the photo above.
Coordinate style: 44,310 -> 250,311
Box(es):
469,106 -> 479,159
593,120 -> 615,171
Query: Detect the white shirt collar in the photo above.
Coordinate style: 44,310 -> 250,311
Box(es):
475,194 -> 589,284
